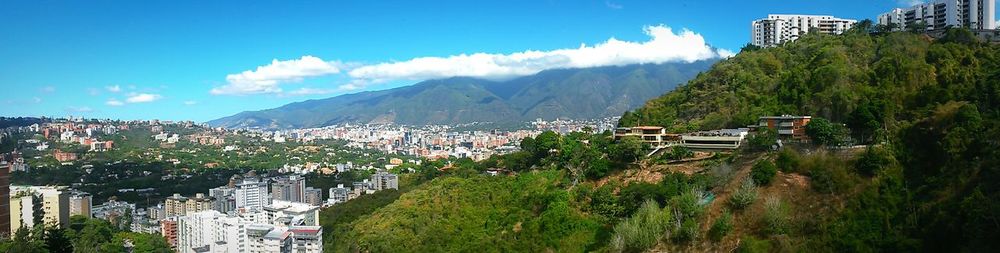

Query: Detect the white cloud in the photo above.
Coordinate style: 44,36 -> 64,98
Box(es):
106,85 -> 122,93
32,97 -> 42,103
211,56 -> 342,95
40,86 -> 56,93
125,93 -> 162,103
605,1 -> 623,9
87,88 -> 100,96
183,101 -> 198,105
106,99 -> 124,106
345,25 -> 726,89
65,106 -> 93,113
216,25 -> 729,95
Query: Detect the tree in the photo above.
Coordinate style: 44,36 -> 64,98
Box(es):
750,160 -> 778,186
612,136 -> 646,162
747,128 -> 778,151
44,228 -> 74,253
805,118 -> 845,146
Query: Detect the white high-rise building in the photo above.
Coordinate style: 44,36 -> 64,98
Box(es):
175,210 -> 323,253
878,0 -> 996,31
234,176 -> 270,212
751,14 -> 858,47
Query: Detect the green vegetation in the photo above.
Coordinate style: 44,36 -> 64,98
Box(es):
340,171 -> 601,252
749,160 -> 777,186
610,199 -> 672,252
708,210 -> 734,241
622,25 -> 1000,251
0,216 -> 170,253
729,178 -> 758,210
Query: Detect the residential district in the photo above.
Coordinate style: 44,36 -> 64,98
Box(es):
0,1 -> 996,251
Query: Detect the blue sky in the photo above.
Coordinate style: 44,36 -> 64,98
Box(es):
0,0 -> 942,122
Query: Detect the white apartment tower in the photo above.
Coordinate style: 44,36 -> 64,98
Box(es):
878,0 -> 996,31
751,14 -> 858,47
235,176 -> 270,212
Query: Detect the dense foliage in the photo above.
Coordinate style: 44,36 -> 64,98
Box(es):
623,26 -> 1000,251
0,216 -> 171,253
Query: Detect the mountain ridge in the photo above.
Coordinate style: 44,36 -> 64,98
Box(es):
209,60 -> 717,129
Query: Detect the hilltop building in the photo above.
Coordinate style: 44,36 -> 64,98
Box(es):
751,14 -> 857,47
878,0 -> 996,31
756,115 -> 812,141
613,126 -> 681,148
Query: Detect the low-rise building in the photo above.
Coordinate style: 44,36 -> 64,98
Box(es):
614,126 -> 681,148
756,115 -> 812,141
680,128 -> 750,149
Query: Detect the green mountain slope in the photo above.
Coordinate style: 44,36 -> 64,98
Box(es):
208,61 -> 715,129
321,28 -> 1000,252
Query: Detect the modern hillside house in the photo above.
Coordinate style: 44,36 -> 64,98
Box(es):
751,14 -> 857,47
756,115 -> 812,141
614,126 -> 681,148
680,128 -> 750,149
878,0 -> 996,31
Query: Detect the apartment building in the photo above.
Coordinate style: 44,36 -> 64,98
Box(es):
176,210 -> 323,253
164,193 -> 188,217
9,186 -> 71,229
756,115 -> 813,141
69,191 -> 92,218
371,170 -> 399,191
271,175 -> 306,203
0,168 -> 9,236
328,184 -> 350,205
303,187 -> 323,206
878,0 -> 996,31
751,14 -> 857,47
185,193 -> 214,214
235,176 -> 270,212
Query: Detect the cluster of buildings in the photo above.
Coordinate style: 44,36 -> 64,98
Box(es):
255,117 -> 619,162
141,172 -> 327,252
615,115 -> 811,152
751,0 -> 997,47
326,170 -> 399,206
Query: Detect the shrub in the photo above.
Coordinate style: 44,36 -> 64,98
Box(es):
708,210 -> 734,241
761,196 -> 790,235
809,164 -> 852,194
737,236 -> 773,253
673,218 -> 700,243
750,160 -> 778,186
729,179 -> 758,210
805,117 -> 847,146
854,146 -> 893,176
672,189 -> 704,220
611,199 -> 673,252
774,148 -> 801,173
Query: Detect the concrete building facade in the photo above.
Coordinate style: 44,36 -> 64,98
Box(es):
751,14 -> 857,47
878,0 -> 996,31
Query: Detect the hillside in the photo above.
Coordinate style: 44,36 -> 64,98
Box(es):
319,27 -> 1000,252
208,61 -> 716,129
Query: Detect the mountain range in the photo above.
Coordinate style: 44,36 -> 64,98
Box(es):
208,60 -> 717,129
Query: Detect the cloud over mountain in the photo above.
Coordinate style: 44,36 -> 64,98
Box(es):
212,25 -> 729,95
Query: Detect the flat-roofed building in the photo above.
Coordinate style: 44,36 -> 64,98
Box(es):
757,115 -> 812,141
613,126 -> 681,148
681,128 -> 750,149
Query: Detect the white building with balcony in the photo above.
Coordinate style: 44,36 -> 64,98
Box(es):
751,14 -> 857,47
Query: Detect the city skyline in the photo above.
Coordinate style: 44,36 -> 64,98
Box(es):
0,0 -> 929,122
